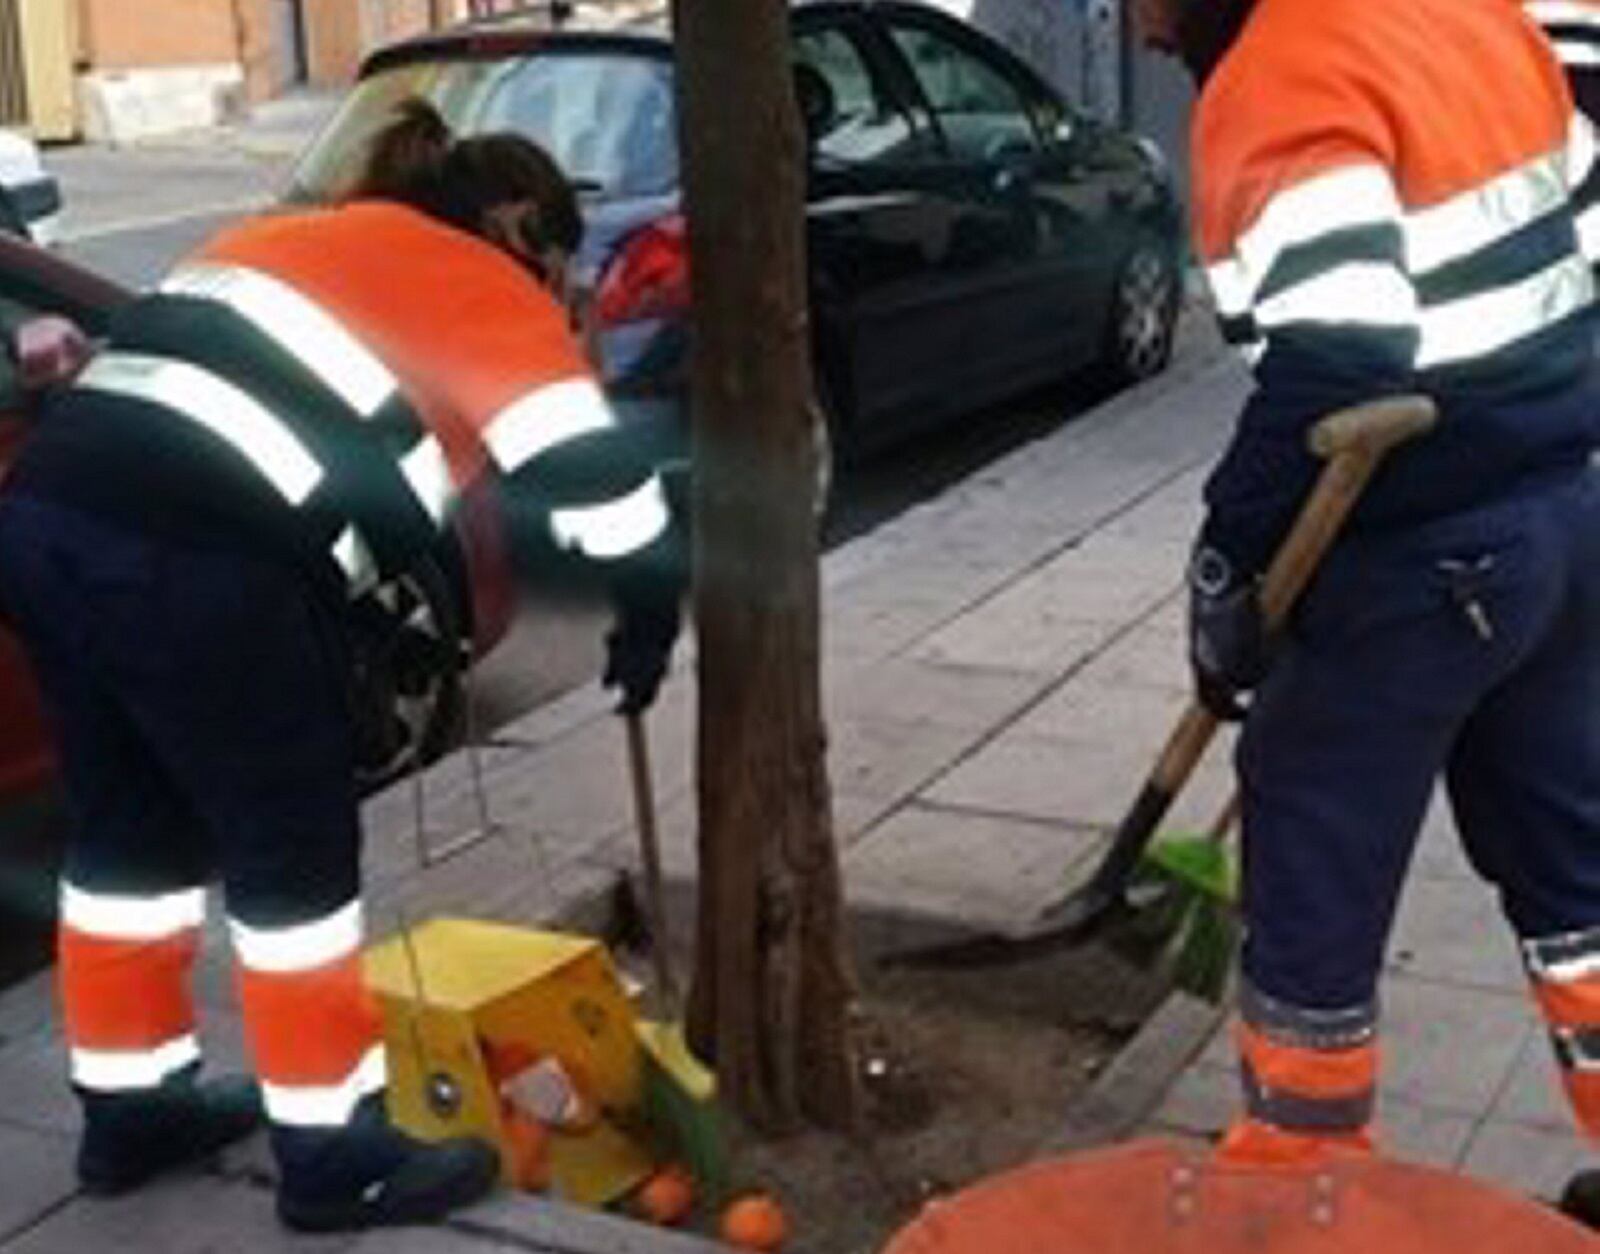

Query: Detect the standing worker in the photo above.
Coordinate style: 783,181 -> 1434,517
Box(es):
0,100 -> 682,1232
1130,0 -> 1600,1227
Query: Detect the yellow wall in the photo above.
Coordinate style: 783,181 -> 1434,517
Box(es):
18,0 -> 77,139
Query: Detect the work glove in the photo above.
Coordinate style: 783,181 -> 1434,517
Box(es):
1188,544 -> 1270,722
602,605 -> 679,715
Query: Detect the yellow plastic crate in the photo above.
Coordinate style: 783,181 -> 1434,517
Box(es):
364,918 -> 655,1207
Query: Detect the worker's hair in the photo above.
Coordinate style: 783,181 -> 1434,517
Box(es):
352,97 -> 583,255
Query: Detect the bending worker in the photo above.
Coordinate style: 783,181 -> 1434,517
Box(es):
1130,0 -> 1599,1227
0,100 -> 681,1232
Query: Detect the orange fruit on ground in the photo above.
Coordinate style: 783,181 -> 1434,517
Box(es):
636,1164 -> 696,1226
720,1193 -> 788,1250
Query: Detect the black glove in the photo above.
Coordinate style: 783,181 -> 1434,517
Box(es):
1188,545 -> 1271,722
603,606 -> 679,715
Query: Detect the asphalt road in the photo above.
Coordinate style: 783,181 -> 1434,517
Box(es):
46,140 -> 1209,734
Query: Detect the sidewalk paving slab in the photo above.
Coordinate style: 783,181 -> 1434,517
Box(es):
0,1124 -> 75,1246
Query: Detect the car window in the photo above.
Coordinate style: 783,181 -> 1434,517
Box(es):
792,27 -> 925,168
885,21 -> 1040,164
290,52 -> 678,204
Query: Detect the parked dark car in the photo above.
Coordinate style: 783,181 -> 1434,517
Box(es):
285,0 -> 1185,497
0,129 -> 62,246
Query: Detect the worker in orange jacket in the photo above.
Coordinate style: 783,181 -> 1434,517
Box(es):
1130,0 -> 1600,1227
0,100 -> 681,1231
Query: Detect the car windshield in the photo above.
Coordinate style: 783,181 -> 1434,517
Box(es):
288,50 -> 678,204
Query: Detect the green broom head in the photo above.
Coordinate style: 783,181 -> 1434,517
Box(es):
636,1019 -> 729,1201
1133,835 -> 1241,1005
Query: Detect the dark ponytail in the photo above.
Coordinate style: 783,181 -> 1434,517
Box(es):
350,97 -> 454,210
350,97 -> 583,255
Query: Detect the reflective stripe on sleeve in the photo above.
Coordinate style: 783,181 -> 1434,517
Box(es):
399,435 -> 456,525
550,475 -> 670,560
1527,1 -> 1600,26
77,352 -> 325,506
59,884 -> 206,941
230,900 -> 363,975
483,377 -> 615,475
261,1043 -> 387,1127
1405,146 -> 1572,274
72,1035 -> 202,1093
1229,164 -> 1404,298
1417,252 -> 1593,368
1576,201 -> 1600,260
1557,39 -> 1600,66
161,262 -> 396,416
1252,262 -> 1418,331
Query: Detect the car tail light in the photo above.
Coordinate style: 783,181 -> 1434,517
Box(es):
595,214 -> 690,327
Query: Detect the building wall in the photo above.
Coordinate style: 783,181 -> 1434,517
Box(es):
76,0 -> 239,69
306,0 -> 469,87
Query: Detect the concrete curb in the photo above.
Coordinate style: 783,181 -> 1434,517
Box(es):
452,1192 -> 733,1253
1045,989 -> 1229,1155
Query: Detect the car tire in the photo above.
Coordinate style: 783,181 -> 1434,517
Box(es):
349,557 -> 466,793
808,363 -> 844,526
1099,235 -> 1178,386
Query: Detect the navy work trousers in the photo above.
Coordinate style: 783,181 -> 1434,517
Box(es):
0,494 -> 361,925
1240,466 -> 1599,1009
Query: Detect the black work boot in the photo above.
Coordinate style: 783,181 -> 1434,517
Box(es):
77,1073 -> 265,1195
1559,1170 -> 1600,1230
274,1095 -> 500,1233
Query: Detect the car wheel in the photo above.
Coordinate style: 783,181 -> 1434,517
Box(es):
1101,237 -> 1178,386
349,557 -> 466,793
810,389 -> 835,525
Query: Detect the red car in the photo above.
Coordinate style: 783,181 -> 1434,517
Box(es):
0,231 -> 521,820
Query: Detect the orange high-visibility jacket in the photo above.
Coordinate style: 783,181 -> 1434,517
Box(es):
55,202 -> 668,593
1192,0 -> 1599,574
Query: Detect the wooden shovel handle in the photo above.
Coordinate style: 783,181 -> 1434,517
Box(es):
1258,395 -> 1438,628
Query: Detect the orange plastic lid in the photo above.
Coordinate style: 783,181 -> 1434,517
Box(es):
882,1138 -> 1596,1253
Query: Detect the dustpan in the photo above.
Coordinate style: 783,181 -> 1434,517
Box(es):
882,1137 -> 1594,1252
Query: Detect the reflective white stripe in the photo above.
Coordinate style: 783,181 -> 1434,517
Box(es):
399,436 -> 455,525
60,883 -> 205,941
78,352 -> 324,506
161,262 -> 396,416
1418,252 -> 1593,368
1569,112 -> 1599,191
262,1044 -> 387,1127
1253,262 -> 1418,331
1557,38 -> 1600,66
1406,147 -> 1571,274
1527,1 -> 1600,27
1232,164 -> 1403,298
72,1035 -> 202,1092
1578,201 -> 1600,259
550,476 -> 670,559
1205,259 -> 1254,320
230,900 -> 363,974
483,377 -> 615,474
1239,340 -> 1267,369
331,525 -> 379,595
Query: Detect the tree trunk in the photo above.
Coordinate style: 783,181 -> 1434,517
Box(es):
673,0 -> 860,1132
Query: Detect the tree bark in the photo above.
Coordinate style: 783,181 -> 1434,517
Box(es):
672,0 -> 860,1132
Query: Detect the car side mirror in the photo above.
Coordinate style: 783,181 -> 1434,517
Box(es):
9,315 -> 90,392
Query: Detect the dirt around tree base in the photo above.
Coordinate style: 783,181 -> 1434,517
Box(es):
709,934 -> 1174,1254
